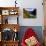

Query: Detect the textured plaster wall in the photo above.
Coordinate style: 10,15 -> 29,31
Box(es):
0,0 -> 44,26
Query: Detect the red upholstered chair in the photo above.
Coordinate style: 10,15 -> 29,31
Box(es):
21,28 -> 41,46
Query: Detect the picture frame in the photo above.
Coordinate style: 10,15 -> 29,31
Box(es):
23,8 -> 37,18
9,10 -> 18,15
2,10 -> 9,15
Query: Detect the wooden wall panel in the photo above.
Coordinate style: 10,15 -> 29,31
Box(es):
42,0 -> 46,46
44,0 -> 46,26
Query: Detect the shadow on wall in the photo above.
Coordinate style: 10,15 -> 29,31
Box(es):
18,26 -> 44,44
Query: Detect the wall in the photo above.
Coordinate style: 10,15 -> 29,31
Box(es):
0,0 -> 44,45
0,0 -> 44,26
18,26 -> 43,44
19,0 -> 43,26
19,0 -> 44,26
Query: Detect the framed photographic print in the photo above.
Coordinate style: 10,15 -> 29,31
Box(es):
23,8 -> 37,18
9,10 -> 15,15
9,10 -> 18,15
10,11 -> 15,15
2,10 -> 9,15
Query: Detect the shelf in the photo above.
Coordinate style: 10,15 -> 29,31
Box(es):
0,7 -> 19,46
1,15 -> 18,24
0,40 -> 19,46
2,40 -> 19,43
0,7 -> 19,10
2,41 -> 18,46
0,7 -> 19,24
0,7 -> 19,16
0,24 -> 20,32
